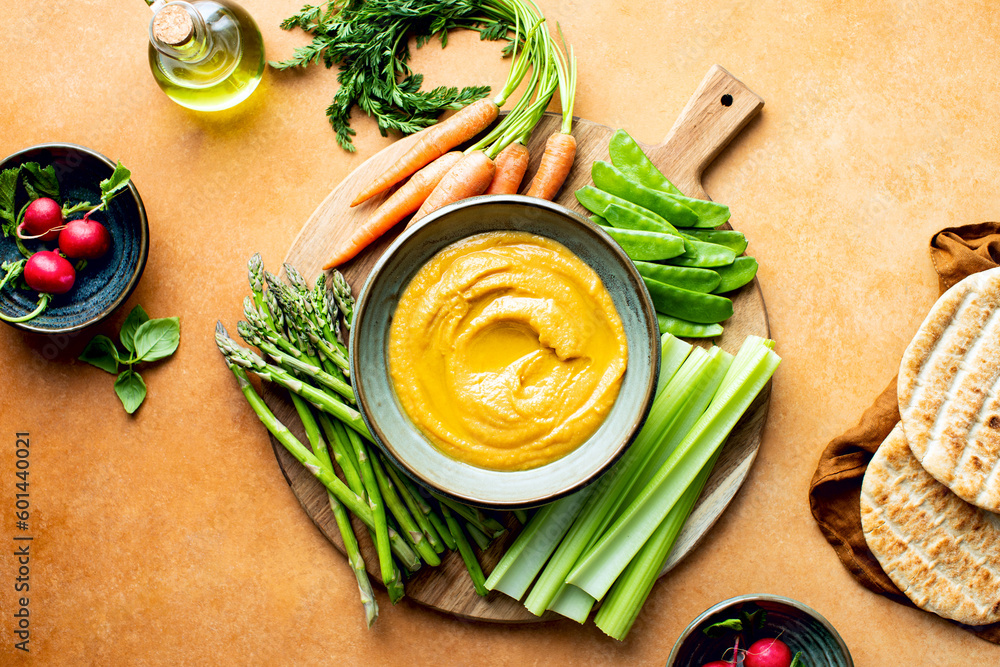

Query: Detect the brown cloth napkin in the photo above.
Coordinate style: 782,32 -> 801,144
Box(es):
808,222 -> 1000,644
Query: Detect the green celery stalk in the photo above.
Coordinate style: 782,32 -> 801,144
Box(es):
657,333 -> 695,395
567,337 -> 780,599
485,486 -> 593,599
594,447 -> 722,640
523,346 -> 716,616
547,583 -> 596,623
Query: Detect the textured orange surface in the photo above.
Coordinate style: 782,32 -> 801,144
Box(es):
1,0 -> 999,664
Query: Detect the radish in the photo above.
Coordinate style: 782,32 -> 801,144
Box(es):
701,662 -> 734,667
744,638 -> 793,667
18,197 -> 64,241
59,216 -> 111,259
24,251 -> 75,294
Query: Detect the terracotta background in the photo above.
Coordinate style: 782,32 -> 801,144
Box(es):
2,0 -> 1000,664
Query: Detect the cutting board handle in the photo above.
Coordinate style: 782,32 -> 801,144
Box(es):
645,65 -> 764,200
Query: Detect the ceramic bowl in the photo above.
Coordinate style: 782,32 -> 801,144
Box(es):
667,594 -> 854,667
0,143 -> 149,333
350,195 -> 660,509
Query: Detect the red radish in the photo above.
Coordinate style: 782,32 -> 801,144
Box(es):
59,216 -> 111,259
24,251 -> 75,294
744,638 -> 793,667
18,197 -> 64,241
701,662 -> 734,667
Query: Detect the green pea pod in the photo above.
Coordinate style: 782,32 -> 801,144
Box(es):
604,203 -> 680,234
608,129 -> 681,195
591,161 -> 699,228
600,226 -> 685,261
589,214 -> 608,226
713,256 -> 759,293
633,261 -> 721,293
668,239 -> 736,268
664,192 -> 730,228
682,229 -> 747,254
576,186 -> 678,231
657,313 -> 724,338
642,277 -> 734,323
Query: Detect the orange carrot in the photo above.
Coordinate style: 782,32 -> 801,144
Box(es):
484,142 -> 530,195
323,152 -> 463,269
525,132 -> 577,201
412,151 -> 495,222
351,99 -> 499,207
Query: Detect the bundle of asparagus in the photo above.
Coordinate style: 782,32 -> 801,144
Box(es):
215,254 -> 510,626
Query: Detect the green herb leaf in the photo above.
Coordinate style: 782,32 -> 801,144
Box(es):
120,304 -> 150,355
114,369 -> 147,414
79,335 -> 121,374
21,163 -> 60,202
98,162 -> 131,211
0,167 -> 20,236
132,316 -> 180,362
702,618 -> 743,637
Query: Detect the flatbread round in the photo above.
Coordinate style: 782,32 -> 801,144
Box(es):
861,424 -> 1000,625
898,266 -> 1000,511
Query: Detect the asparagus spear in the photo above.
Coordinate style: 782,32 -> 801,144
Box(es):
384,463 -> 445,553
216,324 -> 370,438
370,453 -> 441,566
292,394 -> 378,626
442,506 -> 488,597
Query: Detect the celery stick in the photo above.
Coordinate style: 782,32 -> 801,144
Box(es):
548,583 -> 596,623
657,333 -> 694,395
567,339 -> 779,599
486,487 -> 593,599
523,347 -> 714,615
625,347 -> 731,505
594,449 -> 722,640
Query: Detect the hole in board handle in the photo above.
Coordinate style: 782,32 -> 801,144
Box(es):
721,94 -> 733,107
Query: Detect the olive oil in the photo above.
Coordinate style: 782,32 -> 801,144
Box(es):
147,0 -> 264,112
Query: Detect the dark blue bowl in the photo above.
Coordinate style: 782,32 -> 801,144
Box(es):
0,144 -> 148,333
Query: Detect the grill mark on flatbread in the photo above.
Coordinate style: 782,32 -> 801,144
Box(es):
861,424 -> 1000,626
898,267 -> 1000,511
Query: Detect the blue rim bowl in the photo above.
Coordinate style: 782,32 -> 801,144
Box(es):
667,594 -> 854,667
0,143 -> 149,334
349,195 -> 660,509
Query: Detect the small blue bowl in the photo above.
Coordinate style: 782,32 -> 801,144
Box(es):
667,594 -> 854,667
350,195 -> 660,509
0,143 -> 148,333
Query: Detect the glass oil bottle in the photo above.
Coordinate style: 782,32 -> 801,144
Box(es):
146,0 -> 265,111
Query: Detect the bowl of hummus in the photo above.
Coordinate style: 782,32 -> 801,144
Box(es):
350,195 -> 660,508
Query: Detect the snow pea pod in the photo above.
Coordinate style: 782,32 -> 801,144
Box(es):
713,256 -> 759,293
603,203 -> 680,235
633,261 -> 720,293
682,229 -> 747,254
642,277 -> 734,324
668,239 -> 736,268
657,313 -> 724,339
608,129 -> 681,195
662,192 -> 730,228
576,187 -> 678,232
591,161 -> 699,228
600,226 -> 685,261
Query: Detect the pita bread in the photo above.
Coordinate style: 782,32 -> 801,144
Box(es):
898,266 -> 1000,511
861,424 -> 1000,626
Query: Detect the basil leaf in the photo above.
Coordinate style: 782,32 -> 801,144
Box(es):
0,167 -> 20,236
99,162 -> 131,210
79,335 -> 121,374
21,162 -> 60,201
133,317 -> 180,362
114,369 -> 147,414
120,304 -> 150,355
702,618 -> 743,637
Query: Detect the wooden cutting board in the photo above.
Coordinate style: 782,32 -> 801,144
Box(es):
262,65 -> 769,622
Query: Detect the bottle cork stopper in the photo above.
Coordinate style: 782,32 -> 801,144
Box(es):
153,4 -> 193,46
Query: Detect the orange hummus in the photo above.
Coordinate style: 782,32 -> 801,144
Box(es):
387,231 -> 628,471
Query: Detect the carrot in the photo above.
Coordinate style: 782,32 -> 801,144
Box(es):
525,132 -> 577,200
350,99 -> 499,207
323,152 -> 463,269
484,142 -> 530,195
412,151 -> 496,222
